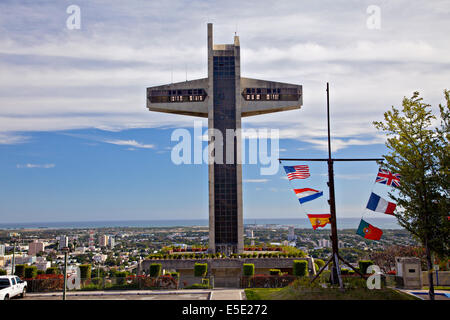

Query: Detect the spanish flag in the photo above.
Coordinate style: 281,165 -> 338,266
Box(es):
307,214 -> 331,230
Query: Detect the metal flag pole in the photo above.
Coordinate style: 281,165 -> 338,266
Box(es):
279,82 -> 383,288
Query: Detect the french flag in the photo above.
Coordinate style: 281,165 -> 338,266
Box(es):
294,188 -> 323,204
366,192 -> 396,215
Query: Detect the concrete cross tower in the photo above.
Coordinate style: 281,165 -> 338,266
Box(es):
147,23 -> 303,254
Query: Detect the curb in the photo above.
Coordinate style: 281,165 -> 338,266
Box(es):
26,290 -> 211,298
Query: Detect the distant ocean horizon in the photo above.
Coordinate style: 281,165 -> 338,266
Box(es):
0,217 -> 403,230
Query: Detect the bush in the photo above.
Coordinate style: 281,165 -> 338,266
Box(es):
184,283 -> 211,289
358,260 -> 374,275
315,259 -> 325,270
243,264 -> 255,276
14,265 -> 25,278
115,271 -> 128,285
269,269 -> 281,275
170,272 -> 180,278
293,260 -> 308,277
341,268 -> 350,275
0,269 -> 7,275
24,266 -> 38,279
79,264 -> 92,279
37,270 -> 45,275
149,263 -> 162,277
194,263 -> 208,277
314,263 -> 319,273
46,267 -> 59,275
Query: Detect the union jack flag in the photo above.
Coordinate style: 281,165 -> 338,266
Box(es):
375,169 -> 401,187
283,165 -> 310,180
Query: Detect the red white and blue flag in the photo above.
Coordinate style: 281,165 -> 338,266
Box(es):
366,192 -> 396,215
283,165 -> 310,180
294,188 -> 323,204
375,169 -> 401,187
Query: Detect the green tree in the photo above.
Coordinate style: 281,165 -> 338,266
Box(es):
374,90 -> 450,300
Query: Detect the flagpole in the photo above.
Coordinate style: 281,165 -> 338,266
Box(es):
280,82 -> 383,288
325,82 -> 344,289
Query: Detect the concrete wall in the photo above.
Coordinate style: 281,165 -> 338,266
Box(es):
139,257 -> 313,276
422,271 -> 450,286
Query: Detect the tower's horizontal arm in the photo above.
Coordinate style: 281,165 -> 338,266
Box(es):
240,77 -> 302,117
147,78 -> 209,118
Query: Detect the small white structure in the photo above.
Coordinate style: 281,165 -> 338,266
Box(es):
395,257 -> 422,289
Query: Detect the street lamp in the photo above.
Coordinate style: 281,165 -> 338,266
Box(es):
62,247 -> 69,301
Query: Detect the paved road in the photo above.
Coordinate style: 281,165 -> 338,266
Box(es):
22,289 -> 244,300
24,293 -> 210,300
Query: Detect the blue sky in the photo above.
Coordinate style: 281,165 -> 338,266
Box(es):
0,0 -> 449,223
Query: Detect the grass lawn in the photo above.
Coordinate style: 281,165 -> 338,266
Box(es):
245,287 -> 419,300
422,286 -> 450,291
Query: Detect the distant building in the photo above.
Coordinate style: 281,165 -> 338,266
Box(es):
14,255 -> 36,265
287,226 -> 297,241
0,244 -> 5,256
92,254 -> 107,263
99,235 -> 109,247
108,236 -> 115,249
35,260 -> 51,271
58,236 -> 68,250
318,239 -> 331,248
28,240 -> 45,256
246,229 -> 254,238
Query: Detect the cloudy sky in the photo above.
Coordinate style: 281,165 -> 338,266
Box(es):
0,0 -> 448,224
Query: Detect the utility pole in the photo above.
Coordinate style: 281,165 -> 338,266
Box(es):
11,241 -> 16,276
280,82 -> 383,288
10,233 -> 20,276
62,247 -> 69,300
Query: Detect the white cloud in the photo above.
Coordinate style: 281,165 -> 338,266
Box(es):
0,133 -> 30,144
0,0 -> 448,153
103,139 -> 155,149
16,163 -> 55,169
243,179 -> 269,183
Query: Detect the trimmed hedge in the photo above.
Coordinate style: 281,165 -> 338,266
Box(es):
243,264 -> 255,276
46,267 -> 59,275
314,263 -> 319,273
315,259 -> 325,269
24,266 -> 37,279
14,264 -> 25,278
269,269 -> 281,275
79,264 -> 92,279
149,263 -> 162,277
194,263 -> 208,277
358,260 -> 374,275
293,260 -> 308,277
0,269 -> 7,275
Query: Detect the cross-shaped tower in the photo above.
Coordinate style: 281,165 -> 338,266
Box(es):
147,23 -> 303,254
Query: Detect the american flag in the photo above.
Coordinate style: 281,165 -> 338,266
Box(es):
375,169 -> 401,187
283,165 -> 310,180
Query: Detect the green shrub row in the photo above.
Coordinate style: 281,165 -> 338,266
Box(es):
149,263 -> 162,277
146,252 -> 307,260
293,260 -> 308,277
243,264 -> 255,276
194,263 -> 208,277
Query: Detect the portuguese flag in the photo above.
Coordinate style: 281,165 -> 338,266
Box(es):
307,214 -> 331,230
356,219 -> 383,240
